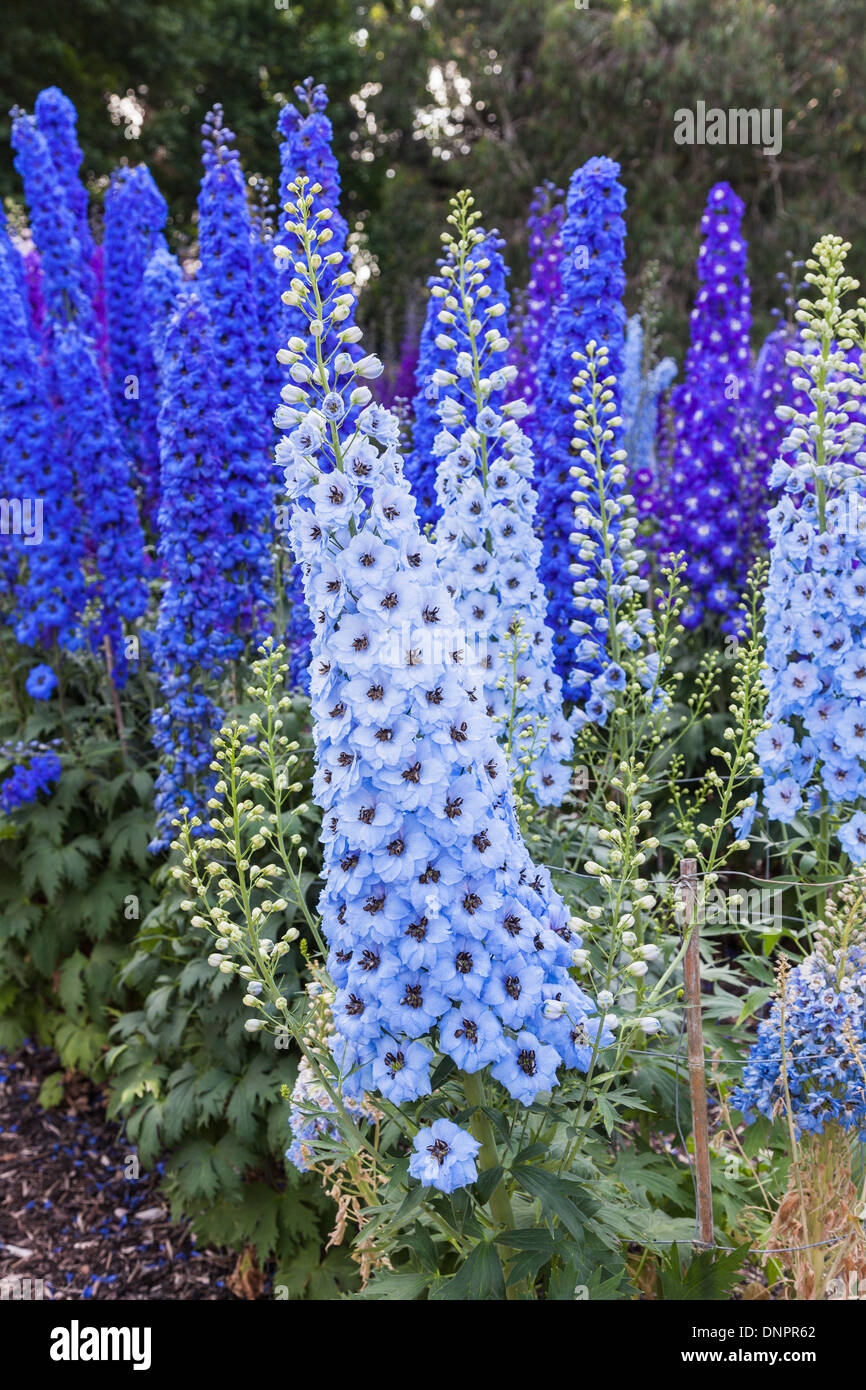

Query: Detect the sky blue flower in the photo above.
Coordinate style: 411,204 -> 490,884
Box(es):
620,314 -> 677,522
408,1119 -> 481,1193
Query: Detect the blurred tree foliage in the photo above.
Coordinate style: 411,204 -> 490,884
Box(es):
2,0 -> 865,356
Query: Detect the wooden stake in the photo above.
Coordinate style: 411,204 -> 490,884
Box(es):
103,635 -> 129,761
680,857 -> 714,1249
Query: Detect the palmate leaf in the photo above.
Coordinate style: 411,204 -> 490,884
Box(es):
613,1148 -> 691,1206
126,1098 -> 164,1166
659,1241 -> 750,1300
55,835 -> 102,889
21,839 -> 63,898
162,1062 -> 233,1135
169,1133 -> 255,1204
430,1241 -> 506,1300
56,950 -> 87,1018
76,873 -> 139,939
512,1164 -> 596,1244
354,1269 -> 431,1301
53,1016 -> 106,1072
107,809 -> 152,869
226,1053 -> 283,1141
0,898 -> 40,944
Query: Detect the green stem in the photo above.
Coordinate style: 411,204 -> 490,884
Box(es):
461,1070 -> 521,1300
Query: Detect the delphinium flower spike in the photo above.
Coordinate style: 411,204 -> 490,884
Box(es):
409,233 -> 511,534
198,103 -> 274,641
141,245 -> 184,375
10,107 -> 91,323
272,174 -> 610,1188
33,87 -> 97,299
104,165 -> 169,517
276,81 -> 359,682
429,190 -> 575,805
51,321 -> 148,670
757,235 -> 866,861
733,880 -> 866,1138
509,182 -> 564,414
534,157 -> 628,689
655,183 -> 754,628
620,314 -> 677,525
0,231 -> 88,650
150,292 -> 239,850
249,177 -> 286,410
568,341 -> 656,725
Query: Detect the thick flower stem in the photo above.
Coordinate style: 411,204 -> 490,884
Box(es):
461,1070 -> 520,1300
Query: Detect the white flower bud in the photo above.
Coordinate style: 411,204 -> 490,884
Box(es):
354,353 -> 384,379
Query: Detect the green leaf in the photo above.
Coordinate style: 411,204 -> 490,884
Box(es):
354,1270 -> 431,1301
431,1241 -> 505,1300
659,1242 -> 750,1300
38,1070 -> 65,1108
736,987 -> 774,1025
475,1164 -> 505,1207
512,1165 -> 589,1245
56,951 -> 87,1018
